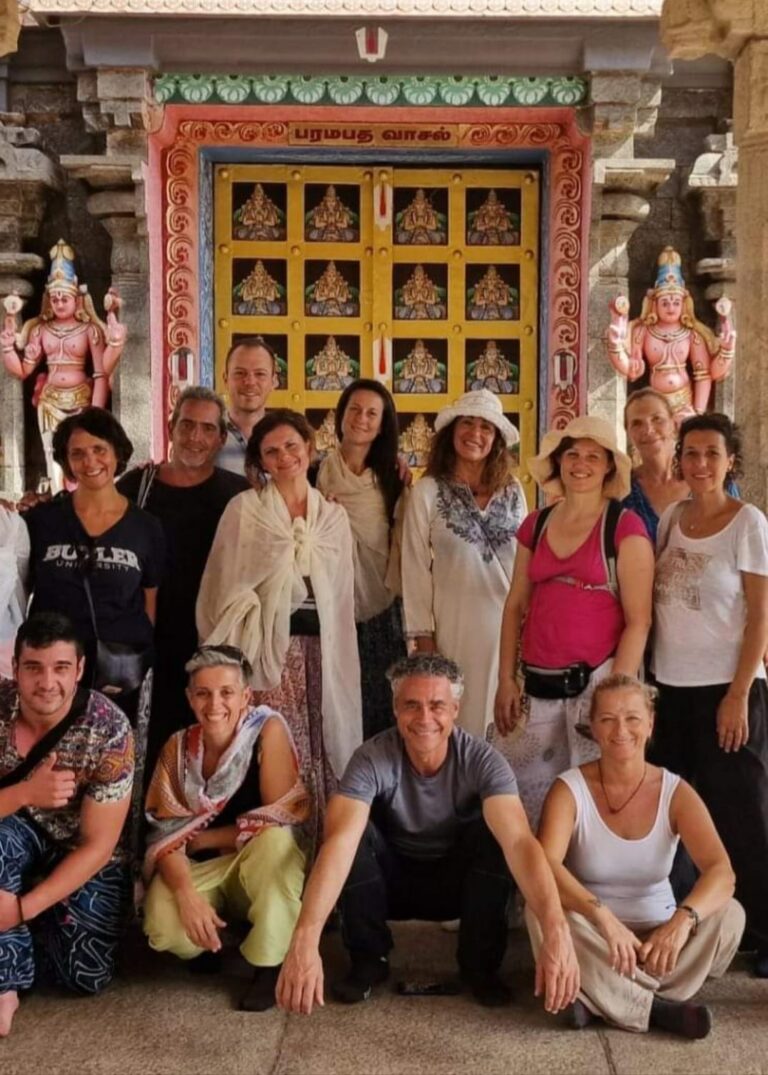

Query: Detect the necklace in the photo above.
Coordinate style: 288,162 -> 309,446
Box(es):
598,760 -> 647,814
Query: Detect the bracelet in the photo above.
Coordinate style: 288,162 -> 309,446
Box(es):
107,337 -> 122,346
678,903 -> 700,935
92,372 -> 106,379
16,894 -> 25,926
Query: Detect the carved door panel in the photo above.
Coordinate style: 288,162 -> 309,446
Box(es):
214,163 -> 539,496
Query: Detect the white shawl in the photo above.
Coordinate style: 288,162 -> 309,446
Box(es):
316,449 -> 395,622
196,482 -> 362,777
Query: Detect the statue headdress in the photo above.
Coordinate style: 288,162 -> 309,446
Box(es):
45,239 -> 79,296
652,246 -> 686,297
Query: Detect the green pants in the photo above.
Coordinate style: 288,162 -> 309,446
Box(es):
143,826 -> 305,967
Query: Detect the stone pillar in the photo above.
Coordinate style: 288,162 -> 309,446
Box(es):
662,0 -> 768,508
60,69 -> 153,463
687,130 -> 738,415
0,113 -> 61,494
586,73 -> 675,442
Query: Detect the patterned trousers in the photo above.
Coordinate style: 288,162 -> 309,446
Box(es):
0,813 -> 131,995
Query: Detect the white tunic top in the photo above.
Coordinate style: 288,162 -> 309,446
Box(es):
653,502 -> 768,686
559,766 -> 680,928
401,475 -> 525,737
0,507 -> 30,679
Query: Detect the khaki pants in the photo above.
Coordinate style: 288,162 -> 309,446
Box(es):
144,827 -> 306,968
525,899 -> 745,1032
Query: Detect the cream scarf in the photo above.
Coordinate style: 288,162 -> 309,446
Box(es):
316,449 -> 396,622
196,483 -> 362,777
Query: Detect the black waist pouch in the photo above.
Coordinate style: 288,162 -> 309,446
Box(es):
522,662 -> 593,700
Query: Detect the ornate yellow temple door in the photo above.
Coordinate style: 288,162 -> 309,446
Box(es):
214,164 -> 539,497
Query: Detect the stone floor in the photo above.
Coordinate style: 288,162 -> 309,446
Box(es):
3,922 -> 767,1075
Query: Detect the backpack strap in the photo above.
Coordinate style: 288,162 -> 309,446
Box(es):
531,504 -> 556,551
600,498 -> 624,597
136,463 -> 159,510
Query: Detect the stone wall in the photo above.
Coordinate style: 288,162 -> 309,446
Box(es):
5,28 -> 111,488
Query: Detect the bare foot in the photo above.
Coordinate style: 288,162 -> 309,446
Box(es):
0,991 -> 19,1036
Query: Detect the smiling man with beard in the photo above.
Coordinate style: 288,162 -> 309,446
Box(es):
0,612 -> 134,1038
118,387 -> 248,772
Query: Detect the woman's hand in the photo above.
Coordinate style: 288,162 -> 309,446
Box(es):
716,689 -> 749,752
176,889 -> 226,952
637,911 -> 693,978
591,904 -> 642,978
494,677 -> 522,737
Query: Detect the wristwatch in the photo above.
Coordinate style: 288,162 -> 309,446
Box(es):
678,904 -> 700,935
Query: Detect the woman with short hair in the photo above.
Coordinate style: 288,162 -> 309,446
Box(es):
532,673 -> 744,1038
652,412 -> 768,976
23,407 -> 165,725
143,644 -> 309,1012
197,409 -> 361,846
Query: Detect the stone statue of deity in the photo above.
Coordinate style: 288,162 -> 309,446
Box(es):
607,246 -> 735,422
1,239 -> 127,491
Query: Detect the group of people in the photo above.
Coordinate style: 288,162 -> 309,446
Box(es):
0,334 -> 765,1043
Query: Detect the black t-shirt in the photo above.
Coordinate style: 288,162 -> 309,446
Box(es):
119,465 -> 249,659
25,494 -> 166,649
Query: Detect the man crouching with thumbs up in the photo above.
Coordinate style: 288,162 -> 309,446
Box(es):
0,612 -> 134,1036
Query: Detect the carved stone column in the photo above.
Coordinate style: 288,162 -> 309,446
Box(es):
586,72 -> 675,439
687,130 -> 738,414
662,0 -> 768,508
60,69 -> 153,463
0,113 -> 61,494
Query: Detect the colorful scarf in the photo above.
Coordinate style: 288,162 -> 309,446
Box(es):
143,706 -> 310,881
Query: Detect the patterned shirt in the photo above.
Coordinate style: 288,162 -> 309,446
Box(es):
0,682 -> 135,862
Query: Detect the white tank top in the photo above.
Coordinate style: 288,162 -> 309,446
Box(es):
559,766 -> 680,927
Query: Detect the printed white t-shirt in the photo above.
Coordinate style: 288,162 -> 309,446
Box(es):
652,501 -> 768,686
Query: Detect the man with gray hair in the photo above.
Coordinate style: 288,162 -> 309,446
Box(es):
277,653 -> 579,1015
119,386 -> 248,769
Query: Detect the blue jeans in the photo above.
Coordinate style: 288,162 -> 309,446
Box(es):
0,813 -> 131,994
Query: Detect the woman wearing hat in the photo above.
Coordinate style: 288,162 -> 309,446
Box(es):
494,415 -> 654,829
401,389 -> 525,738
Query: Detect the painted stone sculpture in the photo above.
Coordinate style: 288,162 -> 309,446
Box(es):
607,246 -> 735,422
1,240 -> 126,491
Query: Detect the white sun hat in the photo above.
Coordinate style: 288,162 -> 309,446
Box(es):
434,389 -> 519,448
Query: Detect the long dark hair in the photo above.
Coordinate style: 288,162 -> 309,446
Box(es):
426,420 -> 513,495
335,379 -> 403,523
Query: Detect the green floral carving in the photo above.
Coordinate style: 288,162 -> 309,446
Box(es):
152,73 -> 590,109
401,77 -> 440,106
154,74 -> 179,104
510,77 -> 550,105
291,77 -> 328,104
475,78 -> 511,107
327,77 -> 365,105
251,75 -> 291,104
215,76 -> 251,104
179,75 -> 216,104
550,77 -> 587,105
438,77 -> 476,106
364,77 -> 402,106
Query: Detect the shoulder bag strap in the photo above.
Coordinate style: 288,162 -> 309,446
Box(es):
532,504 -> 555,550
136,463 -> 158,510
0,688 -> 89,790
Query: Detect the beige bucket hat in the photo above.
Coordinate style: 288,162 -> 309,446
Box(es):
527,415 -> 632,500
434,389 -> 519,448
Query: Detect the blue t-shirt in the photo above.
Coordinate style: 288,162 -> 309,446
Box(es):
339,726 -> 518,859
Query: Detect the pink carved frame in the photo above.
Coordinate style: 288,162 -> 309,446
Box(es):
147,105 -> 591,453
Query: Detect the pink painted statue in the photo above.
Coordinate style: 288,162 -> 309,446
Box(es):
1,239 -> 127,490
607,246 -> 735,423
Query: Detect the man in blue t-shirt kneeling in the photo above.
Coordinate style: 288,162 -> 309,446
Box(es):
277,653 -> 578,1014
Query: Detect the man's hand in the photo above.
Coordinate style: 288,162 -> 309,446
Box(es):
494,678 -> 522,737
637,912 -> 693,978
717,689 -> 749,752
535,919 -> 580,1013
24,754 -> 77,810
0,890 -> 21,933
176,889 -> 225,952
276,933 -> 325,1015
396,454 -> 413,487
592,904 -> 642,978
